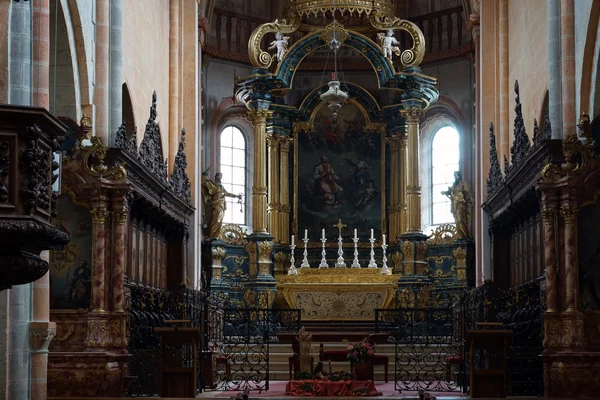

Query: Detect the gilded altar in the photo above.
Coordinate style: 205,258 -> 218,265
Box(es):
275,269 -> 398,321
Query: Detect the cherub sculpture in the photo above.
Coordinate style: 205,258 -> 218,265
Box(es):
268,32 -> 290,64
377,29 -> 401,61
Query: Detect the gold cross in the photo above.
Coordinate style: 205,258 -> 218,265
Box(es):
333,219 -> 347,237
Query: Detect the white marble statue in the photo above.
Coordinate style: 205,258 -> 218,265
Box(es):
377,29 -> 401,61
268,32 -> 290,63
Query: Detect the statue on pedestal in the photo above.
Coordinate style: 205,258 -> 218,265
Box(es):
442,171 -> 472,240
201,169 -> 242,239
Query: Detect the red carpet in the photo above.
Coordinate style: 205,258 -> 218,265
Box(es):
213,380 -> 466,398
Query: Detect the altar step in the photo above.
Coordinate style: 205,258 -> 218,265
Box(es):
300,321 -> 376,333
220,342 -> 458,381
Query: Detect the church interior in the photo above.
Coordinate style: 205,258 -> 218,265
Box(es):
1,0 -> 600,398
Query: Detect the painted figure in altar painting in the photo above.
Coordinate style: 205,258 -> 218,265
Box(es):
312,156 -> 344,208
201,171 -> 242,239
442,171 -> 473,240
64,261 -> 91,309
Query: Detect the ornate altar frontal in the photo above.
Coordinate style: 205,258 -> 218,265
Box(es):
275,268 -> 398,321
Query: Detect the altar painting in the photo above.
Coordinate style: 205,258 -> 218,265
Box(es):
296,102 -> 382,240
578,200 -> 600,310
50,194 -> 92,310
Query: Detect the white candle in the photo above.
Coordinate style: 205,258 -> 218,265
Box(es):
354,228 -> 357,240
322,228 -> 325,239
370,229 -> 374,240
382,234 -> 386,246
291,234 -> 294,244
304,229 -> 308,240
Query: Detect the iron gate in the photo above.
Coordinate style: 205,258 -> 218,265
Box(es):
375,280 -> 464,393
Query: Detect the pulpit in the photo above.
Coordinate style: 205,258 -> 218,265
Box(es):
466,329 -> 512,398
154,323 -> 201,398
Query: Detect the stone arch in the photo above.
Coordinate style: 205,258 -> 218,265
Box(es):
274,30 -> 397,90
297,82 -> 382,121
579,1 -> 600,119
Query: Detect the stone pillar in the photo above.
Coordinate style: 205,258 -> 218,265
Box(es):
112,192 -> 128,313
279,137 -> 293,244
560,193 -> 578,313
91,197 -> 109,313
548,0 -> 563,139
110,0 -> 123,142
561,0 -> 575,136
498,0 -> 509,159
267,134 -> 280,241
400,109 -> 425,236
32,0 -> 50,108
94,0 -> 110,143
541,190 -> 559,312
248,109 -> 273,235
9,0 -> 32,105
399,133 -> 408,235
168,0 -> 180,173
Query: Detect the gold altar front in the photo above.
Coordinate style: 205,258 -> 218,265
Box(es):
275,269 -> 398,321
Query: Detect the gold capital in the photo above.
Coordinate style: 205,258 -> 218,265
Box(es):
400,108 -> 425,123
248,109 -> 273,125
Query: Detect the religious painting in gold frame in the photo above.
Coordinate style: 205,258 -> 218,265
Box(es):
293,99 -> 386,245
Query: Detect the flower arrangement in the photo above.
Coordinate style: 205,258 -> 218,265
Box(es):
346,339 -> 374,364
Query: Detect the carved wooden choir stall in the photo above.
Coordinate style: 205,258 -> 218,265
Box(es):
47,92 -> 194,398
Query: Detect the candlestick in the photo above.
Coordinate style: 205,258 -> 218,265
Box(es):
288,238 -> 298,275
380,241 -> 390,275
351,232 -> 361,268
322,228 -> 325,239
301,236 -> 310,268
368,235 -> 377,268
382,234 -> 386,246
304,229 -> 308,241
335,232 -> 346,268
319,233 -> 329,268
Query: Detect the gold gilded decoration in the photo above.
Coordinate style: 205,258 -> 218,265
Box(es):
212,247 -> 226,280
391,251 -> 403,275
292,121 -> 315,136
274,252 -> 288,275
218,223 -> 248,245
248,110 -> 274,125
223,255 -> 247,268
453,247 -> 467,262
54,323 -> 75,342
248,18 -> 300,68
258,241 -> 274,262
319,20 -> 349,45
245,242 -> 258,276
396,288 -> 416,308
284,0 -> 395,21
91,207 -> 108,224
560,207 -> 578,223
81,137 -> 127,182
400,240 -> 413,257
110,320 -> 124,347
369,13 -> 425,66
401,108 -> 425,123
416,240 -> 429,260
427,224 -> 457,245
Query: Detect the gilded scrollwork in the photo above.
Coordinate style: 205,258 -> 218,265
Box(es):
218,223 -> 248,245
248,18 -> 301,69
81,136 -> 127,182
427,224 -> 457,245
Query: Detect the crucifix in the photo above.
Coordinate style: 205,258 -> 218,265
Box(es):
333,219 -> 347,237
333,219 -> 347,268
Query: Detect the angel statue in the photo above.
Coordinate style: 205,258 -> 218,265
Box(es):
201,168 -> 242,239
441,171 -> 473,240
377,29 -> 401,61
268,32 -> 290,64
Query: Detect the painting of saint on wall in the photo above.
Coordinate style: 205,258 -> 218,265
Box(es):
296,102 -> 382,240
578,201 -> 600,310
50,195 -> 93,310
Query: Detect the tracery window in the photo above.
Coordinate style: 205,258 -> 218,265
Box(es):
219,126 -> 246,225
430,126 -> 460,225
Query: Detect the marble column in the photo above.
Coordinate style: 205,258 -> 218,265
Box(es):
541,190 -> 559,312
267,134 -> 280,241
248,109 -> 273,235
32,0 -> 50,108
279,137 -> 293,244
560,194 -> 578,312
548,0 -> 562,139
399,133 -> 408,235
561,0 -> 575,136
168,0 -> 180,173
110,0 -> 123,143
401,109 -> 425,235
386,135 -> 401,243
94,0 -> 110,144
498,0 -> 509,159
91,197 -> 109,313
112,192 -> 128,312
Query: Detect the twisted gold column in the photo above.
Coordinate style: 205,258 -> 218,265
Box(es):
401,109 -> 424,234
248,109 -> 273,235
279,137 -> 294,244
386,135 -> 401,244
267,134 -> 280,241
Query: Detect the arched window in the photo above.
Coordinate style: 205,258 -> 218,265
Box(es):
220,126 -> 246,225
430,126 -> 460,225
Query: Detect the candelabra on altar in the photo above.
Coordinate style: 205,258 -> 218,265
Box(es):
368,229 -> 377,268
334,219 -> 347,268
351,228 -> 360,268
319,229 -> 329,268
301,229 -> 310,268
380,234 -> 390,275
288,234 -> 298,275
